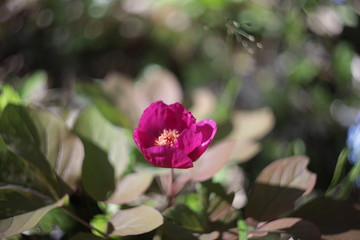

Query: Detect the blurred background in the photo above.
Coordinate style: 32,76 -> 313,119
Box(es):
1,0 -> 360,194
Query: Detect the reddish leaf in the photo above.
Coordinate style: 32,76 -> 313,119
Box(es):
159,140 -> 235,196
230,108 -> 275,141
248,217 -> 321,240
229,140 -> 260,163
106,173 -> 153,204
140,65 -> 183,106
109,205 -> 163,236
245,156 -> 316,223
190,88 -> 216,121
197,231 -> 220,240
189,140 -> 235,182
291,197 -> 360,240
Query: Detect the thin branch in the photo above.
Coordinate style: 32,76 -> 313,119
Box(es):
61,206 -> 110,239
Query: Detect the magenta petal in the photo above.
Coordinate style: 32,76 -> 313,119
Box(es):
188,120 -> 217,161
137,101 -> 196,137
133,129 -> 155,149
168,102 -> 196,131
174,129 -> 202,155
145,146 -> 193,169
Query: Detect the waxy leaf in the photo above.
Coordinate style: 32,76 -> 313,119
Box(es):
246,156 -> 316,223
0,195 -> 67,238
0,104 -> 84,190
109,205 -> 163,236
0,85 -> 22,112
106,172 -> 153,204
230,108 -> 275,141
81,138 -> 115,201
229,140 -> 260,163
74,107 -> 129,178
104,66 -> 183,126
291,197 -> 360,240
190,88 -> 216,121
160,140 -> 235,196
190,140 -> 235,182
248,218 -> 321,240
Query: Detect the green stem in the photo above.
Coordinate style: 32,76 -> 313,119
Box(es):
237,211 -> 248,240
61,206 -> 110,239
167,168 -> 175,207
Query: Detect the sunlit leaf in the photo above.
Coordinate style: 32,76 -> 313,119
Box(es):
74,107 -> 129,178
90,214 -> 108,237
245,156 -> 316,223
76,81 -> 131,127
248,217 -> 321,240
109,205 -> 163,236
189,140 -> 235,182
229,140 -> 260,163
103,73 -> 142,126
26,107 -> 84,189
198,231 -> 220,240
160,140 -> 235,197
19,70 -> 47,104
106,172 -> 153,204
0,104 -> 83,190
291,197 -> 360,240
32,207 -> 75,234
164,204 -> 204,232
230,108 -> 275,141
0,195 -> 67,238
140,64 -> 183,105
104,66 -> 183,126
190,88 -> 216,121
0,105 -> 69,219
0,85 -> 22,112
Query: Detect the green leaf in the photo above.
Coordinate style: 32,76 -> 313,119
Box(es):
109,205 -> 163,236
333,42 -> 353,88
0,104 -> 83,190
0,140 -> 64,218
19,71 -> 47,104
326,149 -> 348,196
90,214 -> 109,237
164,204 -> 204,232
32,206 -> 75,234
81,138 -> 115,201
74,107 -> 129,178
76,82 -> 131,127
0,85 -> 22,112
177,193 -> 203,215
0,195 -> 67,238
337,156 -> 360,200
245,156 -> 316,223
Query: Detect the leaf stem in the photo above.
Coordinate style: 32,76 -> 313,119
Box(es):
61,206 -> 110,239
167,168 -> 175,207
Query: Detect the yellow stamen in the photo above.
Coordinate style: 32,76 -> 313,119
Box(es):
155,129 -> 180,146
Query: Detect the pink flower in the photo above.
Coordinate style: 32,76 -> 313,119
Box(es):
133,101 -> 217,169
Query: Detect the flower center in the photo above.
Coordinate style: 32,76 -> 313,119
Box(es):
155,129 -> 180,146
